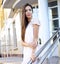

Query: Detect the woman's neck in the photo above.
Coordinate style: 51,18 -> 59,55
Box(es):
28,17 -> 32,22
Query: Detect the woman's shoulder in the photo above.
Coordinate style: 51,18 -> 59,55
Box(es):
31,17 -> 40,25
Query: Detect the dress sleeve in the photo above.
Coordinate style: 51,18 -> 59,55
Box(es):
32,18 -> 40,26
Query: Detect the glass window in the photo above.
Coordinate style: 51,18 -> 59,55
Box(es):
48,1 -> 57,7
52,7 -> 58,18
52,19 -> 59,30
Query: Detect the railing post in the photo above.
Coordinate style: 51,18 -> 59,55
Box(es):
8,28 -> 11,56
12,21 -> 17,48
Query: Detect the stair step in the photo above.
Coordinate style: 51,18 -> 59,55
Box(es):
0,57 -> 23,63
42,56 -> 60,64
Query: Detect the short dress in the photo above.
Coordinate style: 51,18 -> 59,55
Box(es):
22,18 -> 40,64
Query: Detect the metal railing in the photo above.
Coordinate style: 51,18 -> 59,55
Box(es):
27,28 -> 60,64
38,34 -> 60,64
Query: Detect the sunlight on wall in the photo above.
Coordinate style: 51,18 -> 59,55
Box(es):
0,7 -> 4,29
14,12 -> 21,42
4,9 -> 11,20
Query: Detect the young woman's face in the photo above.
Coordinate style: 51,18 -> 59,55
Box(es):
25,6 -> 33,19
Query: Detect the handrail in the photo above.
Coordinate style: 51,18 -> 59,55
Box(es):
48,43 -> 58,57
38,35 -> 60,64
27,28 -> 60,64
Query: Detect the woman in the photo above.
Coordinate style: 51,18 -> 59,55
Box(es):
21,3 -> 40,64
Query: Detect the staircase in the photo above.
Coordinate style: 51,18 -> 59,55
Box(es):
27,28 -> 60,64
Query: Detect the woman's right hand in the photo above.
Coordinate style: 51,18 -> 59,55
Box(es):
31,53 -> 36,62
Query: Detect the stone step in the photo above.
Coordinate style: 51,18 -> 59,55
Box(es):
0,57 -> 23,63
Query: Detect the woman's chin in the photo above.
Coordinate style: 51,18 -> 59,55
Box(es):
27,16 -> 32,19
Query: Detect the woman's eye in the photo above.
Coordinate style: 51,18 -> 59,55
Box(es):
29,9 -> 32,11
25,10 -> 27,12
25,9 -> 32,12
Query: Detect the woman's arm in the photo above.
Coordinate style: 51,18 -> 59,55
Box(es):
21,40 -> 29,47
31,24 -> 39,61
21,40 -> 34,48
33,24 -> 39,48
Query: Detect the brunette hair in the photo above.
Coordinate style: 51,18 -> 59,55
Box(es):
21,3 -> 33,41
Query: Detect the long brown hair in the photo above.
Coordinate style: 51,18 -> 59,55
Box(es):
21,3 -> 33,41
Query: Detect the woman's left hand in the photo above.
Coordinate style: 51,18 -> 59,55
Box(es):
29,42 -> 37,49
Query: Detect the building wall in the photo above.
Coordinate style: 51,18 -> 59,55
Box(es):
47,0 -> 60,57
58,0 -> 60,57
